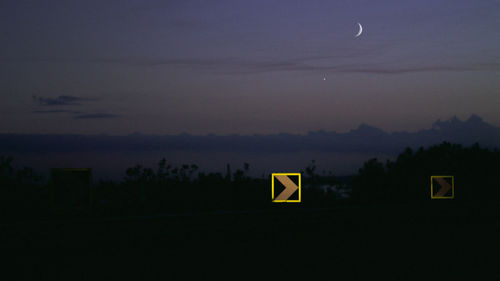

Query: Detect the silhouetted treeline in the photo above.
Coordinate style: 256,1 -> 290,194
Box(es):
1,142 -> 499,219
0,156 -> 47,218
351,142 -> 500,204
0,157 -> 345,219
93,159 -> 345,216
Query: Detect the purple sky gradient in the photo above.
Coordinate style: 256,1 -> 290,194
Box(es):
1,0 -> 499,135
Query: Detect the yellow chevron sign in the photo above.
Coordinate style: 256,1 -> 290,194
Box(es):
431,175 -> 454,199
271,173 -> 301,203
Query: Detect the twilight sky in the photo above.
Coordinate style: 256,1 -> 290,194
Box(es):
1,0 -> 499,135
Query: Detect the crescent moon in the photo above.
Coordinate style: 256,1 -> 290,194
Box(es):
355,22 -> 363,37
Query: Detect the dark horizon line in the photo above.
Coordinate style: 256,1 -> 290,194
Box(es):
0,113 -> 494,137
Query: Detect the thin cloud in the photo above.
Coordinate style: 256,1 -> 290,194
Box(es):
218,60 -> 500,75
31,95 -> 119,120
102,57 -> 500,75
325,62 -> 500,75
33,95 -> 99,106
73,113 -> 120,119
0,47 -> 388,68
10,55 -> 500,75
32,109 -> 80,114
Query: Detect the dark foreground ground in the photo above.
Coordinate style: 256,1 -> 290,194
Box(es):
3,201 -> 499,281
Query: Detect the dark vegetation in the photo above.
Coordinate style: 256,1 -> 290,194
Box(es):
3,142 -> 500,280
1,159 -> 345,220
1,142 -> 498,220
352,142 -> 500,204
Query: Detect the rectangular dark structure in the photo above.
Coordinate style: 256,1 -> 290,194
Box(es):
50,168 -> 92,212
